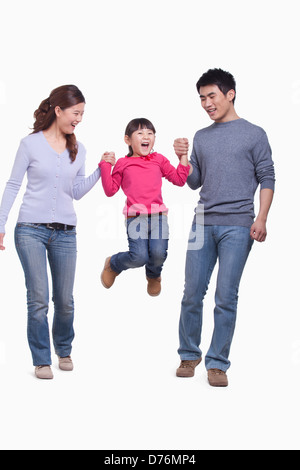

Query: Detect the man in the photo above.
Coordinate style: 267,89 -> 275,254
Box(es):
174,68 -> 275,387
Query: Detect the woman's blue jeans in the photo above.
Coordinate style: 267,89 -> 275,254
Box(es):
110,214 -> 169,278
14,224 -> 77,366
178,225 -> 254,372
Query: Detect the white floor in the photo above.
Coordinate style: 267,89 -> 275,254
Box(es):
0,233 -> 299,450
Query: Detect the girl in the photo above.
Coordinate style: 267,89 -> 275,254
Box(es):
0,85 -> 106,379
99,118 -> 190,296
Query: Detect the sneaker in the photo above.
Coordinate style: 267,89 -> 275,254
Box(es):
146,277 -> 161,296
35,365 -> 54,380
176,358 -> 202,378
207,369 -> 228,387
58,356 -> 74,371
101,257 -> 119,289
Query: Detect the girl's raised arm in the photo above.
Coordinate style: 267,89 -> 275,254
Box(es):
99,155 -> 122,197
160,155 -> 190,187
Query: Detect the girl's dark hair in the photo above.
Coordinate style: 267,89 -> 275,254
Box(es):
125,118 -> 156,157
32,85 -> 85,162
196,68 -> 236,103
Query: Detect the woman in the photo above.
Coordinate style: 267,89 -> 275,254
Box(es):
0,85 -> 105,379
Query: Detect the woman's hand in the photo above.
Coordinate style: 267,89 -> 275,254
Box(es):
0,233 -> 5,251
101,152 -> 116,166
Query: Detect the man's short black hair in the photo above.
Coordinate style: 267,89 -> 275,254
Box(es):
196,68 -> 236,103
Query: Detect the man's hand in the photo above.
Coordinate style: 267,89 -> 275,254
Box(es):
250,189 -> 274,242
174,138 -> 189,158
0,233 -> 5,251
250,218 -> 267,242
101,152 -> 116,166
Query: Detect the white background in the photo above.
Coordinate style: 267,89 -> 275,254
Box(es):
0,0 -> 299,450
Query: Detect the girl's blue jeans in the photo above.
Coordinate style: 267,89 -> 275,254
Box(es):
14,223 -> 77,367
110,214 -> 169,278
178,224 -> 254,372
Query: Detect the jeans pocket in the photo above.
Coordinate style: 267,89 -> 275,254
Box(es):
62,228 -> 77,237
15,224 -> 40,249
17,223 -> 40,228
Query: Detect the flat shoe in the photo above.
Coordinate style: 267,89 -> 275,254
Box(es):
35,365 -> 54,380
58,356 -> 74,371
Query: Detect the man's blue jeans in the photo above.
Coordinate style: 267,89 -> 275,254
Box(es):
178,225 -> 254,372
110,214 -> 169,278
14,224 -> 77,366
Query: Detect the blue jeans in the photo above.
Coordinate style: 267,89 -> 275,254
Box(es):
110,214 -> 169,278
14,224 -> 77,366
178,225 -> 254,372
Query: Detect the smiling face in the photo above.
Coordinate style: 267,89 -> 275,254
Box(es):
125,126 -> 156,157
55,102 -> 85,135
199,84 -> 236,123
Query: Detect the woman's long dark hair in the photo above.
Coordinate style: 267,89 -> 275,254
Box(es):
125,118 -> 156,157
32,85 -> 85,162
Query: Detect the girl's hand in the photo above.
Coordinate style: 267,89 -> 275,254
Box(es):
101,152 -> 116,166
179,154 -> 189,167
0,233 -> 5,251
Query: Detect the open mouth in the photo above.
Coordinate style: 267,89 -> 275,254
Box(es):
141,143 -> 150,149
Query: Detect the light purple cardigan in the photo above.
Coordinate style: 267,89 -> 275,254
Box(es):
0,131 -> 100,232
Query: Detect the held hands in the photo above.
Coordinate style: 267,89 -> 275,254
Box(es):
0,233 -> 5,251
101,152 -> 116,166
174,138 -> 189,159
174,138 -> 192,173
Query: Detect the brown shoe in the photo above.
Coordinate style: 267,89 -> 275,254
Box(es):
101,257 -> 119,289
176,358 -> 202,378
146,277 -> 161,296
207,369 -> 228,387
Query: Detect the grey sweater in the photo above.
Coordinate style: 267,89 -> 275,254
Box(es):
188,118 -> 275,227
